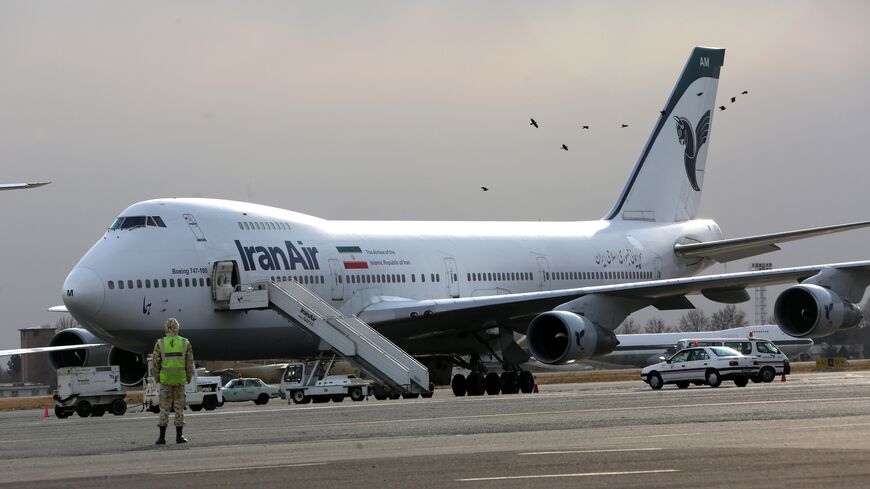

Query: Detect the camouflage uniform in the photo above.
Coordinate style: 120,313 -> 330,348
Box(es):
151,318 -> 194,429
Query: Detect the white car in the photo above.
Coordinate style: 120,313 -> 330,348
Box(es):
641,346 -> 759,390
674,337 -> 790,383
221,378 -> 281,405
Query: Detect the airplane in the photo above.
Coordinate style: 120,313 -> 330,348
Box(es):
585,325 -> 814,369
9,47 -> 870,398
0,182 -> 50,191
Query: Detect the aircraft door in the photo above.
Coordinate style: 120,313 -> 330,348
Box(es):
328,259 -> 344,301
536,257 -> 551,290
183,214 -> 207,242
212,261 -> 239,302
444,257 -> 459,298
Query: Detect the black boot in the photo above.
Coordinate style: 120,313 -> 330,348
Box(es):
176,426 -> 188,444
155,426 -> 166,445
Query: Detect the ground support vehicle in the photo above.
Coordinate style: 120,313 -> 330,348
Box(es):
281,359 -> 371,404
641,346 -> 760,390
144,369 -> 223,413
53,366 -> 127,418
221,377 -> 281,404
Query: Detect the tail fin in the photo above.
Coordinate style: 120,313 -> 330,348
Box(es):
604,47 -> 725,222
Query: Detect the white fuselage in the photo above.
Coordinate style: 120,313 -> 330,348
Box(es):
63,198 -> 722,360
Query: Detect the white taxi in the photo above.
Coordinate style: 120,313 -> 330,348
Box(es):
641,346 -> 759,390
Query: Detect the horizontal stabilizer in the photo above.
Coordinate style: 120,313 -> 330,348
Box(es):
674,220 -> 870,263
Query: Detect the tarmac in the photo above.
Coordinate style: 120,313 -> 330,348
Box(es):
2,369 -> 870,488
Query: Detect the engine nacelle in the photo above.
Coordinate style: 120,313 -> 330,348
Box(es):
774,284 -> 863,338
108,347 -> 148,386
48,328 -> 110,370
527,311 -> 619,365
48,328 -> 147,386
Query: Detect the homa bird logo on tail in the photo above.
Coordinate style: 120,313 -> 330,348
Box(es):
674,110 -> 711,191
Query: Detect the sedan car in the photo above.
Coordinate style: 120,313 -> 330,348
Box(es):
641,346 -> 759,390
221,378 -> 281,405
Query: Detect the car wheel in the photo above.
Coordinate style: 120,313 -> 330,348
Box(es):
759,366 -> 776,383
705,369 -> 721,388
451,374 -> 467,397
291,390 -> 307,404
54,406 -> 71,419
734,377 -> 749,387
648,372 -> 664,390
149,405 -> 160,414
256,393 -> 270,405
676,381 -> 689,389
349,387 -> 365,402
91,407 -> 105,417
190,404 -> 203,412
750,377 -> 762,384
75,400 -> 92,418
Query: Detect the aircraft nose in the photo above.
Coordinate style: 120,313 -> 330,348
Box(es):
62,267 -> 105,318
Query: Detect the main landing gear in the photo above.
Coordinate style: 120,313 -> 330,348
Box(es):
451,370 -> 536,397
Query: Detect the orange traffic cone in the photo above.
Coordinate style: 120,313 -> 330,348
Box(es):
532,383 -> 539,393
43,405 -> 49,418
780,374 -> 786,383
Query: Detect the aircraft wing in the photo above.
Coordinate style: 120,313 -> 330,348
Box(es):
0,182 -> 50,191
361,260 -> 870,341
674,220 -> 870,263
0,343 -> 104,357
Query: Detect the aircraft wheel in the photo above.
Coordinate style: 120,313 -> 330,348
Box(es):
466,373 -> 485,396
500,372 -> 519,394
519,371 -> 535,393
484,372 -> 501,395
451,374 -> 467,397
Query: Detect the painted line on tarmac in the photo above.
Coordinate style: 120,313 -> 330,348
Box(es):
154,462 -> 326,475
284,396 -> 870,430
519,447 -> 662,455
457,468 -> 679,482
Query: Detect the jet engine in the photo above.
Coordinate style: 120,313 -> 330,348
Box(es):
526,311 -> 619,365
108,347 -> 149,386
48,328 -> 147,386
48,327 -> 110,371
774,284 -> 863,338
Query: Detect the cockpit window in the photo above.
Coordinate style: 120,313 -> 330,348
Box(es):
109,216 -> 167,230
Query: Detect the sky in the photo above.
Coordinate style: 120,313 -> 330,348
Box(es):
2,1 -> 870,349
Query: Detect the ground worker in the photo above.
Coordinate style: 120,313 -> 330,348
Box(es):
151,317 -> 194,445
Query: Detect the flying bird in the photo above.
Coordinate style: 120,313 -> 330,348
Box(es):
480,186 -> 489,192
561,144 -> 569,151
730,96 -> 736,103
741,90 -> 749,94
621,124 -> 629,128
581,125 -> 589,130
718,105 -> 726,111
530,118 -> 538,128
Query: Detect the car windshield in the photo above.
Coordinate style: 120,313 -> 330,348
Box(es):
756,341 -> 781,354
710,346 -> 742,357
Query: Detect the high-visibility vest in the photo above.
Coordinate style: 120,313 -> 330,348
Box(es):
158,335 -> 188,384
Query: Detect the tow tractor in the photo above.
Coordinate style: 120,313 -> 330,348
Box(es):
53,366 -> 127,418
281,357 -> 370,404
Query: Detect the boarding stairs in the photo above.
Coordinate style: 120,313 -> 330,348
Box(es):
217,280 -> 430,395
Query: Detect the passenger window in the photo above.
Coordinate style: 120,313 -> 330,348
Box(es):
184,278 -> 189,287
199,278 -> 205,286
421,274 -> 426,283
118,280 -> 124,290
153,279 -> 159,288
238,222 -> 244,230
108,281 -> 115,290
170,279 -> 175,287
128,280 -> 134,289
145,279 -> 151,288
161,279 -> 167,287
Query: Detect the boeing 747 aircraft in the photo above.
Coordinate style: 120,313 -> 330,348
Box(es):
10,47 -> 870,397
